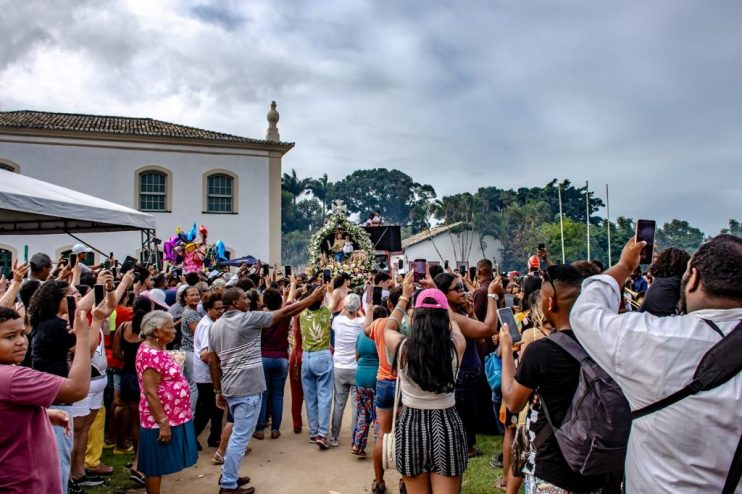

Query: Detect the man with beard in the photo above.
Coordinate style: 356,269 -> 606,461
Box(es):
570,235 -> 742,493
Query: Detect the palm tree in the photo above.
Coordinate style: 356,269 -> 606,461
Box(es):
308,173 -> 331,215
281,169 -> 311,204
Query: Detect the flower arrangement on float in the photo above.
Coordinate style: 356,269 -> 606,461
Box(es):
306,201 -> 374,286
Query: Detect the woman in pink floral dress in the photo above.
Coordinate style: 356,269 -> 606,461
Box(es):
136,311 -> 197,494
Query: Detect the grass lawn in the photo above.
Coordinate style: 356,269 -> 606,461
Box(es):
462,434 -> 506,494
87,449 -> 142,494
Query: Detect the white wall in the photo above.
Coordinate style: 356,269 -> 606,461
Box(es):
0,135 -> 271,263
402,231 -> 502,267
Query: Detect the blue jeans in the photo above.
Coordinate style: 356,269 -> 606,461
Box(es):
51,404 -> 73,493
221,394 -> 262,489
257,357 -> 289,432
301,349 -> 334,438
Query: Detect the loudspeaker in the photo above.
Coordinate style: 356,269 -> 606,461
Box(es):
363,226 -> 402,252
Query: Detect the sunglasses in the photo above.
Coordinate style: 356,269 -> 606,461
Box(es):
449,283 -> 465,293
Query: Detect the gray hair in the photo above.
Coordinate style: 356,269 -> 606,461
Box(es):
140,310 -> 174,339
344,293 -> 361,314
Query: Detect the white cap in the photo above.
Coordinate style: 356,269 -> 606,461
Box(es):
141,289 -> 170,310
71,243 -> 92,255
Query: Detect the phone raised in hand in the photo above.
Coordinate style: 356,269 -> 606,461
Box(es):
372,286 -> 383,305
323,269 -> 332,283
262,264 -> 270,276
497,307 -> 521,344
413,259 -> 426,283
284,265 -> 292,277
538,243 -> 546,251
120,256 -> 136,274
469,266 -> 477,281
636,219 -> 656,264
68,252 -> 77,268
66,296 -> 77,329
457,261 -> 468,277
94,284 -> 105,306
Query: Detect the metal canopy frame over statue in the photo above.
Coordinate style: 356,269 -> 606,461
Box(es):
0,169 -> 159,267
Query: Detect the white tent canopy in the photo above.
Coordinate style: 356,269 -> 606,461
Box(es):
0,169 -> 155,235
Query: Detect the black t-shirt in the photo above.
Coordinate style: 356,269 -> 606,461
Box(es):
31,317 -> 76,378
515,330 -> 605,492
639,275 -> 681,317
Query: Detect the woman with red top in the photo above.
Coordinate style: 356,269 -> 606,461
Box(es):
136,310 -> 197,494
288,283 -> 305,433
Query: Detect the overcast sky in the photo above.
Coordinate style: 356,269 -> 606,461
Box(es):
1,0 -> 740,235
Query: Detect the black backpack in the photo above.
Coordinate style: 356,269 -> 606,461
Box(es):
532,331 -> 632,476
632,319 -> 742,494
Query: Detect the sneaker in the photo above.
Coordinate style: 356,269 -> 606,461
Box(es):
316,435 -> 330,450
68,479 -> 86,494
330,437 -> 339,447
74,474 -> 105,487
309,435 -> 317,444
489,452 -> 503,469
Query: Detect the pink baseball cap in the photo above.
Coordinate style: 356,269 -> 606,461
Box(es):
414,288 -> 449,310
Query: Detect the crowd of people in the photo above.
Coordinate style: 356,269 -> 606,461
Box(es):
0,233 -> 740,494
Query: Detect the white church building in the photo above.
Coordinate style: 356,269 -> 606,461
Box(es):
0,104 -> 292,272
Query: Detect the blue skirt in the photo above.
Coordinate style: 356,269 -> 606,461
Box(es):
138,421 -> 198,477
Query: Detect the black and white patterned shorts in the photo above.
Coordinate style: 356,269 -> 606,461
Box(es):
395,405 -> 468,477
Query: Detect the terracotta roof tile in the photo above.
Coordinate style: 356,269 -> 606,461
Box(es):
0,110 -> 294,147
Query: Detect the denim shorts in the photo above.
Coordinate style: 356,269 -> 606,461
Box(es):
374,379 -> 397,410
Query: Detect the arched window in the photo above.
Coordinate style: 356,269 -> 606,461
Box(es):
206,173 -> 235,213
137,168 -> 170,212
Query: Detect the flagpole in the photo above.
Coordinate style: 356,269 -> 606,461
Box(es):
606,184 -> 612,267
586,180 -> 591,261
558,183 -> 566,263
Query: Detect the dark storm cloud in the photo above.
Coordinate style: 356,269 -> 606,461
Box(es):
0,0 -> 740,235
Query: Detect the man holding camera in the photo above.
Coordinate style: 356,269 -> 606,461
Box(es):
570,235 -> 742,493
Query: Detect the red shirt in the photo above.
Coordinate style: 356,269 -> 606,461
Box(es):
106,305 -> 133,370
0,365 -> 65,493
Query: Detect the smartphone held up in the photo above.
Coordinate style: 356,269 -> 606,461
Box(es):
497,307 -> 521,344
636,219 -> 656,264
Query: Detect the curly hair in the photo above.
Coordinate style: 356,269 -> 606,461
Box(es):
650,247 -> 691,278
28,280 -> 70,327
689,234 -> 742,301
0,306 -> 21,325
131,296 -> 154,335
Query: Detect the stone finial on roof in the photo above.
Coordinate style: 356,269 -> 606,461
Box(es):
266,101 -> 280,141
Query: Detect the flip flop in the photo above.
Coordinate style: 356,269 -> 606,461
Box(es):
129,469 -> 145,486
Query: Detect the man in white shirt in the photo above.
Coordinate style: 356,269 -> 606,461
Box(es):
330,293 -> 364,447
193,293 -> 224,448
570,235 -> 742,493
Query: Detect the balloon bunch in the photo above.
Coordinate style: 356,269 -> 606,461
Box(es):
163,222 -> 227,272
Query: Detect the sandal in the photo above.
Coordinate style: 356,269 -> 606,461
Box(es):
212,451 -> 225,465
129,469 -> 145,486
371,479 -> 386,494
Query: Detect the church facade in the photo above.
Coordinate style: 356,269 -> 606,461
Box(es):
0,104 -> 291,271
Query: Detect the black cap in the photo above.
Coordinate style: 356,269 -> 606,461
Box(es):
29,253 -> 52,271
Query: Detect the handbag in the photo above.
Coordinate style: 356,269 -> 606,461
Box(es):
484,351 -> 502,390
511,406 -> 531,477
382,345 -> 403,470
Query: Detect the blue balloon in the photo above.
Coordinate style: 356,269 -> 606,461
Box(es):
186,221 -> 198,242
215,241 -> 226,261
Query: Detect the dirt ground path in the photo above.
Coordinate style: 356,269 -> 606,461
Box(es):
163,381 -> 402,494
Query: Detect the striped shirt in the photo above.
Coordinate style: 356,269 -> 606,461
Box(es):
208,309 -> 274,398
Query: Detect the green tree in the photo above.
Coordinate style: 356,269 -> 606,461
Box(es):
308,173 -> 332,215
328,168 -> 436,227
656,219 -> 706,252
281,169 -> 311,204
721,219 -> 742,236
499,200 -> 551,270
282,230 -> 311,267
